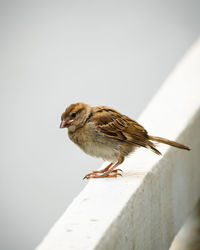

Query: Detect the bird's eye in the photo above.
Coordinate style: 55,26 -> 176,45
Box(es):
70,112 -> 76,119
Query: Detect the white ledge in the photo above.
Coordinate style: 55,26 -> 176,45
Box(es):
36,39 -> 200,250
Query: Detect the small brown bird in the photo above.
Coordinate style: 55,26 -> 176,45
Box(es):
60,103 -> 190,179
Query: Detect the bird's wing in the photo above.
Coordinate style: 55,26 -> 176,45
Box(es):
91,106 -> 149,148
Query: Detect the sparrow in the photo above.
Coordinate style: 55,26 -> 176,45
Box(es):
60,102 -> 190,179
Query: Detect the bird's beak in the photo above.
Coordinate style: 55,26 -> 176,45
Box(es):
60,118 -> 73,128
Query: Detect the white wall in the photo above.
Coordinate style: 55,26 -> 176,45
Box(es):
0,0 -> 200,249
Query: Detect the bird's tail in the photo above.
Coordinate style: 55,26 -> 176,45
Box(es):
148,135 -> 190,151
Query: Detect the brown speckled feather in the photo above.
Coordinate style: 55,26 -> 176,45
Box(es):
90,106 -> 160,153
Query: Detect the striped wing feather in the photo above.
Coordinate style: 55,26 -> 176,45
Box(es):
92,107 -> 149,148
91,106 -> 161,155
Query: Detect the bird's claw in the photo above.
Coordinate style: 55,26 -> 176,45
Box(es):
83,169 -> 123,179
113,168 -> 123,172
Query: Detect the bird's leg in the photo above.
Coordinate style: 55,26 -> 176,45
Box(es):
84,162 -> 122,179
91,162 -> 114,174
84,157 -> 124,179
83,162 -> 114,179
100,161 -> 123,178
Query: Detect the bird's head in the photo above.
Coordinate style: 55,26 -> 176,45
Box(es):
60,102 -> 92,131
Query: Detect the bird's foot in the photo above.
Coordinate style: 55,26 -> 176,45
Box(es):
83,169 -> 123,179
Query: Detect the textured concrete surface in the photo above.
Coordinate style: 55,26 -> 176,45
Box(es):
36,40 -> 200,250
170,200 -> 200,250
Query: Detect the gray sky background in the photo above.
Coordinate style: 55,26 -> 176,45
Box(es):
0,0 -> 200,249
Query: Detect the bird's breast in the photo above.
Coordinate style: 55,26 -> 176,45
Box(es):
68,124 -> 119,162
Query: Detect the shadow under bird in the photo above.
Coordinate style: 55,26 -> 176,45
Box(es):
60,102 -> 190,179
